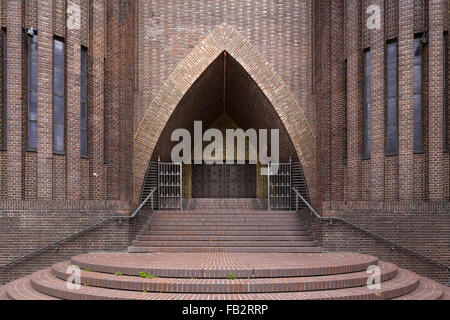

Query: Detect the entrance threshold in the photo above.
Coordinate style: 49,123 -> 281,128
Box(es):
182,198 -> 268,210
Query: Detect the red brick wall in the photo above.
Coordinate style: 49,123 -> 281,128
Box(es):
315,0 -> 449,203
0,0 -> 448,286
303,201 -> 450,284
0,200 -> 156,285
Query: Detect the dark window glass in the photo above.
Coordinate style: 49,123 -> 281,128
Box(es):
1,28 -> 6,148
28,35 -> 38,150
53,38 -> 65,153
386,40 -> 398,155
80,47 -> 88,157
413,36 -> 423,153
363,49 -> 371,158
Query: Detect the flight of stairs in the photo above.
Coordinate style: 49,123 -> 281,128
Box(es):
129,199 -> 319,253
0,198 -> 448,300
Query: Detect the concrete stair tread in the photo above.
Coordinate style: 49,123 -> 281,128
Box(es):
393,276 -> 446,300
29,267 -> 420,300
70,252 -> 377,278
52,260 -> 398,293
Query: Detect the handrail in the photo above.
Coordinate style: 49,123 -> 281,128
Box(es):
0,187 -> 157,272
292,187 -> 450,273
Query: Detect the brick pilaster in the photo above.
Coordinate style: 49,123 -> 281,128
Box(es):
369,0 -> 385,201
330,0 -> 345,201
36,0 -> 53,200
398,0 -> 415,200
6,0 -> 23,200
66,0 -> 81,200
105,0 -> 120,200
428,0 -> 446,200
88,0 -> 105,200
346,0 -> 363,201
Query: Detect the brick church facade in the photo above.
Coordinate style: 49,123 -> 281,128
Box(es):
0,0 -> 449,297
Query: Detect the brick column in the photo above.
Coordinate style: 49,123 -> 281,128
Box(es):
66,0 -> 81,200
346,0 -> 362,201
36,1 -> 53,199
428,0 -> 446,200
318,0 -> 332,202
6,0 -> 23,199
398,0 -> 414,200
330,0 -> 345,201
89,0 -> 105,200
370,0 -> 385,201
105,0 -> 120,200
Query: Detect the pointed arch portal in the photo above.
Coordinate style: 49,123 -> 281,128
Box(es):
134,24 -> 316,203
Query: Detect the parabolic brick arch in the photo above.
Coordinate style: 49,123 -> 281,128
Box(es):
133,23 -> 316,204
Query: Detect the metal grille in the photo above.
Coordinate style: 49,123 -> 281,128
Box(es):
158,161 -> 182,210
291,161 -> 308,209
141,162 -> 158,209
268,162 -> 291,210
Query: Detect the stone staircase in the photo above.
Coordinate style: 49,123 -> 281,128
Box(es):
0,199 -> 448,300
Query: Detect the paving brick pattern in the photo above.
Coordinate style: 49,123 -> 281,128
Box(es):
1,204 -> 448,300
1,252 -> 448,300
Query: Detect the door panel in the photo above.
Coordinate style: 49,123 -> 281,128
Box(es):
192,163 -> 256,198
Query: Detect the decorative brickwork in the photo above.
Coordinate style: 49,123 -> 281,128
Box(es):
134,23 -> 316,205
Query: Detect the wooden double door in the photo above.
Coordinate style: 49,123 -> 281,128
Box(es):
192,163 -> 256,198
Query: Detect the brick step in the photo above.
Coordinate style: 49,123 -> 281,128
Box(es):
128,246 -> 323,253
139,230 -> 311,236
393,276 -> 448,300
128,246 -> 322,253
148,221 -> 302,226
145,225 -> 308,231
71,253 -> 372,278
150,216 -> 301,222
28,267 -> 421,300
182,199 -> 267,210
157,209 -> 295,214
135,235 -> 315,241
131,240 -> 318,247
52,261 -> 398,294
2,275 -> 58,300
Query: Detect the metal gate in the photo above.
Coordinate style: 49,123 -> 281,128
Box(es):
158,161 -> 182,210
268,162 -> 291,210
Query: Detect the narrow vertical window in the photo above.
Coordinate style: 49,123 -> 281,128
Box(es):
53,38 -> 65,154
413,35 -> 423,153
386,40 -> 398,155
363,49 -> 371,159
28,34 -> 38,151
1,28 -> 6,149
80,46 -> 87,157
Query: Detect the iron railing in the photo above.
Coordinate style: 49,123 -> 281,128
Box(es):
0,187 -> 157,272
292,187 -> 450,274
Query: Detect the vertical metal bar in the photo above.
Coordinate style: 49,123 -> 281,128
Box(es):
158,158 -> 160,210
267,163 -> 270,211
179,163 -> 183,210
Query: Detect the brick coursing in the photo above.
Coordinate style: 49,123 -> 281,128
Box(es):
0,0 -> 448,285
